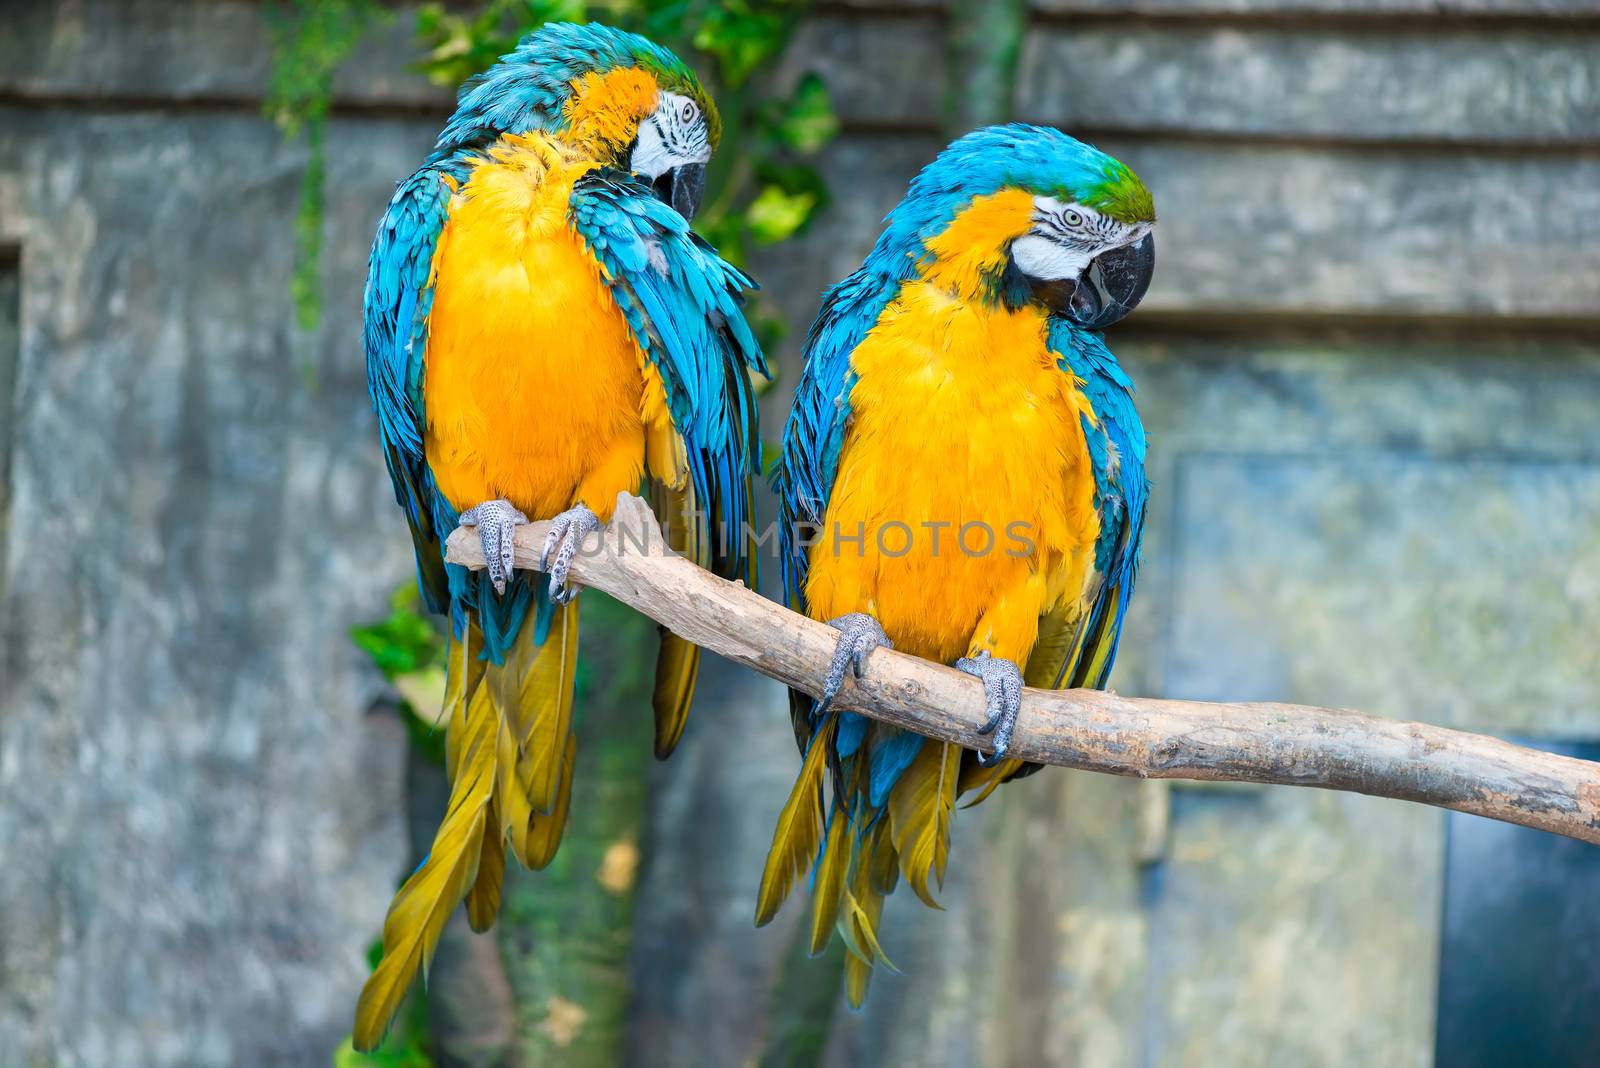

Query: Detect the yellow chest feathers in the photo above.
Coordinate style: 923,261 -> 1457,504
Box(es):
805,281 -> 1101,663
422,134 -> 673,520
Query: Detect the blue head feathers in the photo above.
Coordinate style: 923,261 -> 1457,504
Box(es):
872,124 -> 1155,261
431,22 -> 720,158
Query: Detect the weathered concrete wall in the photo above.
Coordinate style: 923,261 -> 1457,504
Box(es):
0,8 -> 445,1063
1,2 -> 1598,1067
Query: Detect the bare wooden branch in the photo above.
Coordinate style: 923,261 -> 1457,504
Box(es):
446,493 -> 1600,846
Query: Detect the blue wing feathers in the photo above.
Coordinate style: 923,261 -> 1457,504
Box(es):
364,164 -> 459,615
1049,321 -> 1149,689
569,171 -> 765,584
867,732 -> 925,808
836,712 -> 868,758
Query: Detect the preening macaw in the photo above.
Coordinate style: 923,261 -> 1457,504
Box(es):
758,124 -> 1154,1003
358,23 -> 764,1048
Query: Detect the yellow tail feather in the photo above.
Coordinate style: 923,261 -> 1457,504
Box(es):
649,477 -> 704,760
454,623 -> 504,933
489,599 -> 578,813
755,717 -> 836,926
1078,585 -> 1123,688
442,621 -> 486,779
484,603 -> 579,870
353,666 -> 498,1052
357,597 -> 583,1049
465,797 -> 506,933
523,731 -> 576,869
1024,598 -> 1090,692
837,888 -> 895,971
866,814 -> 900,897
808,806 -> 851,955
495,704 -> 535,859
841,835 -> 893,1008
887,741 -> 959,908
844,935 -> 873,1008
651,631 -> 699,759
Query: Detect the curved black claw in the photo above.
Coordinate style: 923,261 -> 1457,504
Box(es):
818,613 -> 893,714
540,504 -> 601,606
955,651 -> 1023,766
458,499 -> 529,595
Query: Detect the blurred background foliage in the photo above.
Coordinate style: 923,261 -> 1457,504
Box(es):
265,0 -> 383,335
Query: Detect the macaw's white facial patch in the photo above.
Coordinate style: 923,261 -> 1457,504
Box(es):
1011,234 -> 1095,282
630,91 -> 711,179
1015,195 -> 1153,281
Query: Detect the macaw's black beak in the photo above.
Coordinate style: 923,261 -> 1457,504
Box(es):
651,162 -> 706,221
1065,232 -> 1155,330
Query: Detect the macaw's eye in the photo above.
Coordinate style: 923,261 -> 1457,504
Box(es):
681,100 -> 697,124
1064,209 -> 1084,228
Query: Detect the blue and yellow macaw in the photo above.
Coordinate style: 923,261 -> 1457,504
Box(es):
758,125 -> 1154,1003
358,23 -> 764,1048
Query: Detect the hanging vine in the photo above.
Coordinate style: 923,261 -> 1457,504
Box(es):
265,0 -> 384,333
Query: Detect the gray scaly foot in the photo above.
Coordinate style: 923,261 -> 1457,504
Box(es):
458,499 -> 528,595
955,650 -> 1024,766
539,504 -> 601,606
818,613 -> 893,713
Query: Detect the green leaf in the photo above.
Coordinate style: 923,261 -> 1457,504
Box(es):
350,585 -> 445,679
696,213 -> 748,268
693,1 -> 791,88
412,0 -> 583,86
773,73 -> 838,154
745,184 -> 818,245
349,585 -> 448,764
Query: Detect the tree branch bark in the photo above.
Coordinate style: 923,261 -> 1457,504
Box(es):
445,492 -> 1600,846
